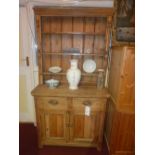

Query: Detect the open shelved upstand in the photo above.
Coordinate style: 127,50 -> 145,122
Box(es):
34,7 -> 113,85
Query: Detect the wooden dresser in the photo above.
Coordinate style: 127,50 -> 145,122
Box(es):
31,7 -> 113,151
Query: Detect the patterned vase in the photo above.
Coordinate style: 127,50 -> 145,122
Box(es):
66,59 -> 81,90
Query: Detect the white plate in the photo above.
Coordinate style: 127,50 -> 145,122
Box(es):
83,59 -> 96,73
48,66 -> 62,73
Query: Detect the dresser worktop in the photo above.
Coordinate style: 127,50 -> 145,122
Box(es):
31,84 -> 110,98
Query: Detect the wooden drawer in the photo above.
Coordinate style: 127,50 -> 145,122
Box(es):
72,98 -> 106,112
36,97 -> 68,111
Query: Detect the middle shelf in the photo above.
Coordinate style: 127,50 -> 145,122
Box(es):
41,52 -> 105,56
42,32 -> 105,35
41,72 -> 98,76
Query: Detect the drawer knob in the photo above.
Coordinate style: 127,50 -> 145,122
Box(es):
48,99 -> 58,105
83,100 -> 92,106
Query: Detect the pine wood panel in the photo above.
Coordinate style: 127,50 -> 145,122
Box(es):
108,46 -> 135,112
34,7 -> 114,17
36,15 -> 43,84
84,115 -> 93,139
38,111 -> 45,147
82,17 -> 95,83
35,98 -> 45,147
104,98 -> 135,155
118,47 -> 135,111
42,17 -> 51,74
108,46 -> 123,103
44,111 -> 67,144
46,113 -> 64,137
51,17 -> 62,77
61,17 -> 72,83
74,115 -> 84,138
72,17 -> 83,70
95,17 -> 107,33
105,99 -> 115,145
84,17 -> 94,56
72,114 -> 98,142
42,17 -> 51,33
94,18 -> 105,70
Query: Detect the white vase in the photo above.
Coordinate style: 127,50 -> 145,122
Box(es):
66,59 -> 81,90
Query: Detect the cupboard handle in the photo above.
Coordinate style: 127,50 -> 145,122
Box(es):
83,100 -> 92,106
48,99 -> 58,105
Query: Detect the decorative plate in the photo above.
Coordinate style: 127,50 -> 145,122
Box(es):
48,66 -> 62,73
83,59 -> 96,73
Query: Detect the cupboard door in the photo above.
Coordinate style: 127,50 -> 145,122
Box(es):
44,111 -> 68,143
71,112 -> 99,143
118,47 -> 135,111
70,98 -> 105,144
38,97 -> 69,143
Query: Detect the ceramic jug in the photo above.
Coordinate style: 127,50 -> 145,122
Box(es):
66,59 -> 81,90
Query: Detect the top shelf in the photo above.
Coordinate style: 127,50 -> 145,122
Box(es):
42,32 -> 105,35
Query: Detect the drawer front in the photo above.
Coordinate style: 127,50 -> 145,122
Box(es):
36,97 -> 68,111
72,98 -> 106,112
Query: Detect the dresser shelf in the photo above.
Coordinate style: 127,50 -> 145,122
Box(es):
41,52 -> 105,57
41,72 -> 98,76
42,32 -> 105,35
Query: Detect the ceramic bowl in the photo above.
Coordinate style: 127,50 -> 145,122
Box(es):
45,79 -> 59,88
83,59 -> 96,73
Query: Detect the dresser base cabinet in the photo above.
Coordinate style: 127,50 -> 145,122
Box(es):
32,85 -> 109,151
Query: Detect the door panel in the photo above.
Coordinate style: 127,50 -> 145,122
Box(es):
71,98 -> 101,143
118,47 -> 135,111
73,114 -> 98,142
38,97 -> 69,143
44,111 -> 67,143
45,113 -> 64,138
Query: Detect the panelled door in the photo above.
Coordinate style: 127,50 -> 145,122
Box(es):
44,111 -> 68,143
70,98 -> 103,144
39,97 -> 69,143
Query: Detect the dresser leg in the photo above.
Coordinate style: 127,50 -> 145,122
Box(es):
38,141 -> 43,148
97,143 -> 102,151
